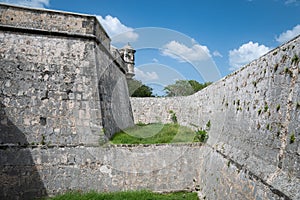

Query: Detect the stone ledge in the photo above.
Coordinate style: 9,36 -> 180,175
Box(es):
0,142 -> 204,150
0,3 -> 110,49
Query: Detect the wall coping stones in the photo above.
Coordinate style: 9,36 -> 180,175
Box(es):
0,3 -> 129,74
0,3 -> 110,49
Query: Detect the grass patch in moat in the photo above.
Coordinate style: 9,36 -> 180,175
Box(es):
110,123 -> 207,144
47,190 -> 198,200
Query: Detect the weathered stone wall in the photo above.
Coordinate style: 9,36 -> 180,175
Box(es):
97,46 -> 134,138
0,32 -> 103,146
0,3 -> 133,145
0,3 -> 299,200
0,144 -> 203,197
131,35 -> 300,199
0,4 -> 134,199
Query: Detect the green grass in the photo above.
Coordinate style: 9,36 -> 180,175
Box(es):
110,123 -> 198,144
47,190 -> 198,200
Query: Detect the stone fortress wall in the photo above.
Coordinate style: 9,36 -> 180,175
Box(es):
0,3 -> 299,200
0,3 -> 134,199
0,3 -> 134,146
131,35 -> 300,199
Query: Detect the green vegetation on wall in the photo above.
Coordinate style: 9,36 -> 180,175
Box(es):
168,110 -> 178,124
290,132 -> 296,144
194,129 -> 208,143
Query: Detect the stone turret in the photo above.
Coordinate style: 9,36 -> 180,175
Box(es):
119,43 -> 136,79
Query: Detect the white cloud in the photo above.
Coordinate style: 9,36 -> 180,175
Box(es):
1,0 -> 50,8
96,15 -> 138,43
229,41 -> 270,71
161,41 -> 211,62
191,38 -> 197,44
285,0 -> 300,5
152,58 -> 159,63
276,24 -> 300,43
213,50 -> 223,57
285,0 -> 295,3
135,68 -> 159,81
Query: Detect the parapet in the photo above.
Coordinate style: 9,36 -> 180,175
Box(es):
0,3 -> 111,50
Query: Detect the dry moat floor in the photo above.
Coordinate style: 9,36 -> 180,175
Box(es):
110,123 -> 208,144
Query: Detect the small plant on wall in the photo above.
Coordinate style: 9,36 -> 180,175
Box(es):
168,110 -> 178,124
194,129 -> 208,143
291,54 -> 299,65
206,120 -> 211,130
290,132 -> 296,144
276,104 -> 281,112
194,120 -> 211,143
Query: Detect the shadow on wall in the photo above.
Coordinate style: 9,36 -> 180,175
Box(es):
0,103 -> 47,199
98,65 -> 134,139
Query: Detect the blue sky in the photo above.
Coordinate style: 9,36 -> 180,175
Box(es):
1,0 -> 300,95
